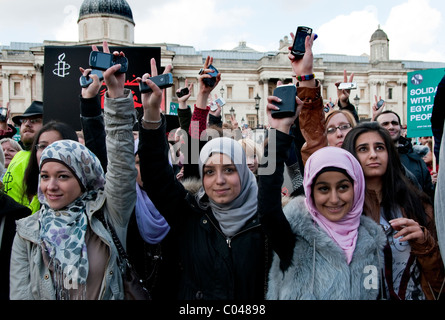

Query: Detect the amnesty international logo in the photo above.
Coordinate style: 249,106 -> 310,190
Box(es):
53,53 -> 71,78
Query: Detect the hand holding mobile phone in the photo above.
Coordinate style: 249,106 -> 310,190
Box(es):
0,107 -> 7,122
271,84 -> 297,118
176,87 -> 190,98
202,64 -> 219,87
89,51 -> 128,73
291,26 -> 313,59
376,99 -> 385,110
79,69 -> 104,88
139,73 -> 174,93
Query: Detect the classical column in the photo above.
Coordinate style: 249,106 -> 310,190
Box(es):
260,78 -> 269,127
1,73 -> 10,107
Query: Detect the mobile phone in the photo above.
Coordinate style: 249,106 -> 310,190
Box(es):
89,51 -> 128,73
376,99 -> 385,110
202,64 -> 218,87
79,69 -> 104,88
338,82 -> 357,90
271,84 -> 297,119
291,26 -> 313,59
209,102 -> 218,112
139,73 -> 174,93
0,108 -> 7,122
176,87 -> 190,98
324,102 -> 333,113
214,97 -> 226,107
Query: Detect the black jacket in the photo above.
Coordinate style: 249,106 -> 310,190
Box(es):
0,192 -> 30,300
138,116 -> 268,300
398,136 -> 434,201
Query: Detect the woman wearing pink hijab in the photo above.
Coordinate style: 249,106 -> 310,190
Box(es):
259,89 -> 386,299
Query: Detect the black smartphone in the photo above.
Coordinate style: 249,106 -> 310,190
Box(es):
79,69 -> 104,88
89,51 -> 128,73
271,84 -> 297,119
291,26 -> 313,59
376,99 -> 385,110
139,73 -> 174,93
176,87 -> 190,98
0,108 -> 7,122
203,64 -> 218,87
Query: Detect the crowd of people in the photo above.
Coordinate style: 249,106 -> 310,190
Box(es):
0,32 -> 444,301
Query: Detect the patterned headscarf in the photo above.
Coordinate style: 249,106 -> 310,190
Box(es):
303,146 -> 365,264
38,140 -> 105,288
197,137 -> 258,237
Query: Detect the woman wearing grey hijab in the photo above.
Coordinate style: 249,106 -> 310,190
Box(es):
137,57 -> 267,300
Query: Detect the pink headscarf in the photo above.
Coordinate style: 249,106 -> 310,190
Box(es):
303,146 -> 365,264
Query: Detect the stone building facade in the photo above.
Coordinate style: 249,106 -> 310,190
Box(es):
1,0 -> 444,128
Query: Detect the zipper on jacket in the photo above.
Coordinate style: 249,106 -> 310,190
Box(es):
204,214 -> 261,248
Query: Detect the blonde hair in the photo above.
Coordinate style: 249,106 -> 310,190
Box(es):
325,109 -> 357,130
238,138 -> 263,162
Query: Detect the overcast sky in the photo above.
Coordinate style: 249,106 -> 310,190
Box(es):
1,0 -> 444,62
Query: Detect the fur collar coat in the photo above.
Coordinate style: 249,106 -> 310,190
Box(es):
267,196 -> 386,300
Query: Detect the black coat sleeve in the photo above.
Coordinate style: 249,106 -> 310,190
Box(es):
431,74 -> 445,163
79,94 -> 108,172
258,129 -> 297,271
138,115 -> 189,227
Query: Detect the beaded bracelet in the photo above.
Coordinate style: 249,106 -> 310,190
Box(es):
141,117 -> 162,124
296,73 -> 315,81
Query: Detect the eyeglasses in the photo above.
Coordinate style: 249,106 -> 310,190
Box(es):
20,118 -> 42,125
35,143 -> 48,151
326,123 -> 352,135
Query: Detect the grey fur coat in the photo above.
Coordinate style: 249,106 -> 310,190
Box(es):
267,196 -> 386,300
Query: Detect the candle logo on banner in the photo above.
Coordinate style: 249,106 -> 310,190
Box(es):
53,53 -> 71,78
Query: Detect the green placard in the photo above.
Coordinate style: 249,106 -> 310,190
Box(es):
169,102 -> 179,115
407,68 -> 445,138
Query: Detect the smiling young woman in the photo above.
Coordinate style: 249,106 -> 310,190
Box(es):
342,121 -> 445,300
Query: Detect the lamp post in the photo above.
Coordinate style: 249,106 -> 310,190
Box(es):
254,93 -> 261,129
353,94 -> 360,117
220,87 -> 225,118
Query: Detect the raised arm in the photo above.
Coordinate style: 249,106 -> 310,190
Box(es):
258,81 -> 304,271
100,42 -> 137,229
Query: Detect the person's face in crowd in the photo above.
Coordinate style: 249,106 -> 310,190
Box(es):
313,171 -> 354,222
326,113 -> 353,147
376,113 -> 401,142
39,161 -> 83,210
423,150 -> 433,166
244,146 -> 259,174
203,153 -> 241,205
354,131 -> 388,180
419,136 -> 432,146
35,130 -> 63,164
20,116 -> 43,146
1,141 -> 19,168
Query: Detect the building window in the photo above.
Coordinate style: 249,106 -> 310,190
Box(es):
13,82 -> 21,97
388,88 -> 393,100
124,25 -> 129,40
103,21 -> 109,38
247,115 -> 256,128
83,24 -> 88,39
248,87 -> 254,99
227,86 -> 233,99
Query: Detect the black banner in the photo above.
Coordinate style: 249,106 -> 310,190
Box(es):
43,45 -> 161,131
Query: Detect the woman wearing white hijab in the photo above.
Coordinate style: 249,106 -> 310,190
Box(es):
137,57 -> 267,300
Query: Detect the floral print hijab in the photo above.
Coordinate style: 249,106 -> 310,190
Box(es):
38,140 -> 105,293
